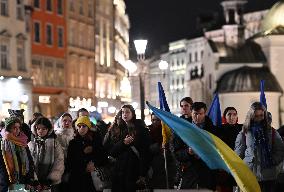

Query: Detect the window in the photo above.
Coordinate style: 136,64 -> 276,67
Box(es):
33,0 -> 40,8
44,61 -> 54,86
88,0 -> 93,17
56,63 -> 64,86
69,0 -> 74,11
57,0 -> 63,15
34,22 -> 40,43
0,43 -> 9,69
17,42 -> 25,71
16,0 -> 24,20
46,24 -> 53,45
0,0 -> 8,16
79,0 -> 83,15
57,27 -> 63,47
46,0 -> 52,12
32,59 -> 42,85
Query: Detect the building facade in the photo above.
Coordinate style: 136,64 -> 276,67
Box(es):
113,0 -> 131,104
31,0 -> 67,118
146,0 -> 284,127
0,0 -> 32,121
95,0 -> 129,121
66,0 -> 96,113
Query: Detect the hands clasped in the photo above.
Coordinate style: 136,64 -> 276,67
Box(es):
124,135 -> 134,145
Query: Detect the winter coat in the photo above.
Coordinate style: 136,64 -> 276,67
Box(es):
0,135 -> 35,191
220,123 -> 242,150
28,126 -> 64,186
66,131 -> 107,192
103,119 -> 152,192
173,116 -> 218,190
54,117 -> 74,160
235,128 -> 284,181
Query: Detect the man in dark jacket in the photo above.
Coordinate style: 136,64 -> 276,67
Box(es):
173,102 -> 218,190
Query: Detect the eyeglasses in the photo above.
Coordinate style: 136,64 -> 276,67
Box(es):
77,124 -> 88,128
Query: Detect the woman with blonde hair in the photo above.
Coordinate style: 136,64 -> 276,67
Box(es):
235,102 -> 284,192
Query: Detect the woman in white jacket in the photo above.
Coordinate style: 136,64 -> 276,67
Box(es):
28,117 -> 64,191
54,113 -> 74,159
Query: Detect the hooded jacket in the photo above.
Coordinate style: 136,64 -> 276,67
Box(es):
28,122 -> 64,185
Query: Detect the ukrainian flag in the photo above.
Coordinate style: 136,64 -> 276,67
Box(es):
158,82 -> 172,145
147,102 -> 260,192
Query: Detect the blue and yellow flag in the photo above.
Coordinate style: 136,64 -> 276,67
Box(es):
147,102 -> 260,192
158,82 -> 172,145
207,93 -> 222,128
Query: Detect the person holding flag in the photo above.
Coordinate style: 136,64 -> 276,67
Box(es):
157,82 -> 179,189
173,101 -> 218,190
147,101 -> 263,192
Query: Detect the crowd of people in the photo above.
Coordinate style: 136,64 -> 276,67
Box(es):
0,97 -> 284,192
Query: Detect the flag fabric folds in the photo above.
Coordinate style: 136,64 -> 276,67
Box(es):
158,82 -> 172,145
147,102 -> 260,192
207,93 -> 222,128
260,80 -> 267,109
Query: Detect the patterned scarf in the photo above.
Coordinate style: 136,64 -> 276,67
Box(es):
0,129 -> 29,183
251,123 -> 273,169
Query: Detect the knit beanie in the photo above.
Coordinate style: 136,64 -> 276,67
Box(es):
8,109 -> 25,122
5,117 -> 21,131
75,116 -> 91,129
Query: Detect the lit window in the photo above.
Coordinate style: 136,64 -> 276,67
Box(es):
56,63 -> 64,86
44,61 -> 54,86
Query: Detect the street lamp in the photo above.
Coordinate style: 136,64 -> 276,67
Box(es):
134,39 -> 148,121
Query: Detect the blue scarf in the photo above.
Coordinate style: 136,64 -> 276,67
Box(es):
251,123 -> 273,169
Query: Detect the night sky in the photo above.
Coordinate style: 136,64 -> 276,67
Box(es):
125,0 -> 279,58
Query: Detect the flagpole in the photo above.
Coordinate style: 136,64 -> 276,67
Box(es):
163,146 -> 169,189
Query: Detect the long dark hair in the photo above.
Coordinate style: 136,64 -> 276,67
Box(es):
242,102 -> 270,133
109,104 -> 137,141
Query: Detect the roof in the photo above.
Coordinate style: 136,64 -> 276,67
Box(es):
217,66 -> 282,93
208,39 -> 267,63
261,1 -> 284,35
